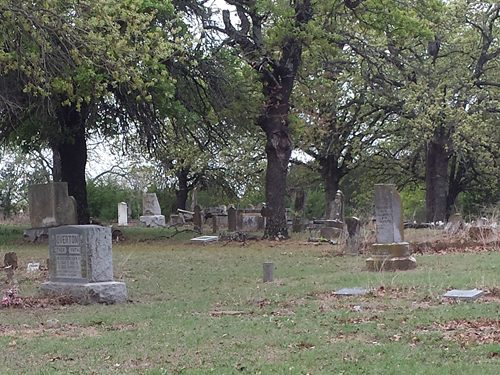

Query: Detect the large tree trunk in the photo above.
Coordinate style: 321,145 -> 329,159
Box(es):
425,127 -> 449,223
320,154 -> 341,219
56,105 -> 90,224
174,168 -> 189,212
263,126 -> 292,238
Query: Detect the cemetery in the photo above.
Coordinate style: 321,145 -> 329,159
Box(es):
0,0 -> 499,373
0,183 -> 498,374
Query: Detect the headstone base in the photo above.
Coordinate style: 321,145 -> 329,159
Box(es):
139,215 -> 166,227
366,256 -> 417,271
40,281 -> 127,304
370,242 -> 411,257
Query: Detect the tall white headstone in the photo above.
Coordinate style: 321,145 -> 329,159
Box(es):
118,202 -> 128,226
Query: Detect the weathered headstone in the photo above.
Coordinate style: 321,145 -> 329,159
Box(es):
25,183 -> 78,241
193,205 -> 202,231
40,225 -> 127,304
263,262 -> 274,282
228,206 -> 237,231
345,217 -> 361,255
117,202 -> 128,226
366,184 -> 416,271
142,193 -> 161,215
139,193 -> 165,227
328,190 -> 345,221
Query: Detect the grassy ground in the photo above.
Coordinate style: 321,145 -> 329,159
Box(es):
0,225 -> 498,374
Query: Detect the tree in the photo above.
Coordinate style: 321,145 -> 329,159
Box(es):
0,0 -> 181,223
395,0 -> 500,221
203,0 -> 315,238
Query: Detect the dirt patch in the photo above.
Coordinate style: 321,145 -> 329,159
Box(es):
431,319 -> 500,346
0,322 -> 138,339
411,240 -> 499,254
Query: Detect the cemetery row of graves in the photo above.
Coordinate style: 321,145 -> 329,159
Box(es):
0,181 -> 497,373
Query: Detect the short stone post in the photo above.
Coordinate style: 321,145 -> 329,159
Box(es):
366,184 -> 417,271
263,262 -> 274,282
212,215 -> 218,234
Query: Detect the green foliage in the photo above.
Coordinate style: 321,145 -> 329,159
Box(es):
87,180 -> 142,222
400,186 -> 426,222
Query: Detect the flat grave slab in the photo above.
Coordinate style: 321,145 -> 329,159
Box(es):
442,289 -> 484,300
190,235 -> 219,244
334,287 -> 370,296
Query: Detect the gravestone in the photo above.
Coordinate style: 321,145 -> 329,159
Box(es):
139,193 -> 165,227
193,205 -> 202,231
117,202 -> 128,226
442,289 -> 484,300
334,287 -> 369,296
40,225 -> 127,304
366,184 -> 417,271
190,235 -> 218,244
212,216 -> 218,234
142,193 -> 161,215
345,217 -> 361,255
328,190 -> 344,221
228,206 -> 237,231
25,183 -> 78,241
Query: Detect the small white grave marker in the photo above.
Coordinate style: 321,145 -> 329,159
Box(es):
190,235 -> 219,243
334,287 -> 370,296
26,262 -> 40,272
442,289 -> 484,300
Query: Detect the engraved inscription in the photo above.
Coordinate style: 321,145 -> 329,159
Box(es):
53,233 -> 82,278
55,234 -> 79,246
55,255 -> 82,278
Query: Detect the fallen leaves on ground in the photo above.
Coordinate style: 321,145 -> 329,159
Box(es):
432,319 -> 500,345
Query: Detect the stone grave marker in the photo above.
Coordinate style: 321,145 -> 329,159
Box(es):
193,205 -> 202,231
190,235 -> 218,244
117,202 -> 128,226
25,182 -> 78,241
334,287 -> 370,296
139,193 -> 165,227
212,216 -> 218,234
228,206 -> 237,231
345,217 -> 361,255
442,289 -> 484,300
366,184 -> 417,271
40,225 -> 127,304
328,190 -> 345,221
